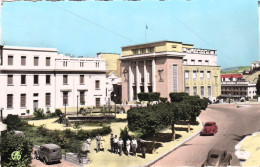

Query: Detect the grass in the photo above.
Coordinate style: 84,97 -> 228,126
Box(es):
221,66 -> 250,74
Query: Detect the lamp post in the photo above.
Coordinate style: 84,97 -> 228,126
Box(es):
77,95 -> 79,117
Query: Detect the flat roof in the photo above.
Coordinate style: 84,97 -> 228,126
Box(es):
3,45 -> 58,52
122,40 -> 194,48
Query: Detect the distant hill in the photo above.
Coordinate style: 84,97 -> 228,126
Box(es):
221,66 -> 250,74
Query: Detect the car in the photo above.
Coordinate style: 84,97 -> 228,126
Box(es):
200,122 -> 218,136
34,144 -> 62,165
202,149 -> 232,167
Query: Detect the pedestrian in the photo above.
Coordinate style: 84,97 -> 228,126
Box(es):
118,137 -> 124,156
131,137 -> 138,156
86,137 -> 91,153
110,133 -> 114,152
100,136 -> 105,151
113,135 -> 118,154
126,138 -> 131,156
141,140 -> 146,159
96,134 -> 101,153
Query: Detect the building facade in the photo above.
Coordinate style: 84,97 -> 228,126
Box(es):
0,46 -> 106,117
220,74 -> 256,101
182,47 -> 221,101
120,41 -> 220,102
97,53 -> 121,77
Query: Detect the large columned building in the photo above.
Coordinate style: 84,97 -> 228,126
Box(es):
120,40 -> 221,102
0,46 -> 107,117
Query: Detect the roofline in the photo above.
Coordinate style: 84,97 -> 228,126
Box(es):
3,45 -> 58,52
97,52 -> 120,55
121,40 -> 194,49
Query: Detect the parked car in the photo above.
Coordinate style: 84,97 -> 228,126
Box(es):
202,149 -> 232,167
200,122 -> 218,136
34,144 -> 62,165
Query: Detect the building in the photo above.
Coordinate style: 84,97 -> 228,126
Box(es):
182,47 -> 221,101
120,40 -> 220,102
97,53 -> 121,77
220,74 -> 256,101
0,46 -> 106,117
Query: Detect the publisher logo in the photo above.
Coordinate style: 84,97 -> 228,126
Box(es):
11,151 -> 21,161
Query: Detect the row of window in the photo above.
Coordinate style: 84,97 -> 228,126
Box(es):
185,71 -> 211,80
221,87 -> 247,91
132,47 -> 155,55
7,92 -> 100,109
7,75 -> 100,88
185,86 -> 212,97
221,92 -> 247,96
8,56 -> 51,66
183,59 -> 209,65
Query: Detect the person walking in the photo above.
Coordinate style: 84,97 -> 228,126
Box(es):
113,135 -> 118,154
131,137 -> 138,156
96,134 -> 101,153
86,137 -> 91,153
141,140 -> 146,159
118,137 -> 124,156
126,138 -> 131,156
110,134 -> 114,153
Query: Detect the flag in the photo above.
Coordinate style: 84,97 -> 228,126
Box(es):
146,25 -> 148,29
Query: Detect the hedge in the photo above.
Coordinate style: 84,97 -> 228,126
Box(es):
137,92 -> 160,102
169,92 -> 189,102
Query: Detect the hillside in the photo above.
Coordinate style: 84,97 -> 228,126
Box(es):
221,66 -> 250,74
243,71 -> 260,83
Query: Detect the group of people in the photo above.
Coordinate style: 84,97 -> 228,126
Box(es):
83,134 -> 147,158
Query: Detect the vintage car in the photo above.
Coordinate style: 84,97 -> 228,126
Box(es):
200,122 -> 218,136
34,144 -> 62,165
202,149 -> 232,167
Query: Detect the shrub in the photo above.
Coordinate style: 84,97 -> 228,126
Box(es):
55,109 -> 63,116
33,108 -> 45,119
65,139 -> 83,154
64,128 -> 75,138
137,92 -> 160,103
37,124 -> 48,136
75,126 -> 112,140
3,114 -> 21,131
0,132 -> 33,167
253,95 -> 260,99
26,109 -> 30,115
46,108 -> 51,115
159,97 -> 168,103
169,92 -> 189,102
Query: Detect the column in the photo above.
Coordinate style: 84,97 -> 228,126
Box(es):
144,60 -> 148,92
128,62 -> 133,101
136,61 -> 140,94
152,58 -> 156,92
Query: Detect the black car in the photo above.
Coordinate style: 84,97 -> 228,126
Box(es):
202,149 -> 232,167
34,144 -> 62,165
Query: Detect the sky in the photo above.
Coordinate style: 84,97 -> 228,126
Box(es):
1,0 -> 259,69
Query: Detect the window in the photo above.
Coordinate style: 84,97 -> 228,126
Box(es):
7,94 -> 13,108
8,56 -> 13,65
148,47 -> 154,53
172,45 -> 177,48
63,92 -> 68,105
132,49 -> 138,55
21,56 -> 26,66
80,62 -> 84,67
183,59 -> 187,65
63,75 -> 68,84
46,75 -> 51,85
80,91 -> 85,104
80,75 -> 84,84
191,59 -> 195,65
96,62 -> 100,68
200,86 -> 204,97
34,75 -> 39,85
140,48 -> 146,54
185,71 -> 189,80
63,61 -> 68,67
21,75 -> 26,85
7,75 -> 13,85
205,60 -> 209,65
33,93 -> 38,97
208,86 -> 212,97
34,57 -> 39,66
200,71 -> 204,80
198,60 -> 202,65
20,94 -> 26,107
46,93 -> 51,106
193,71 -> 197,80
207,71 -> 211,80
193,86 -> 197,96
96,98 -> 100,107
46,57 -> 51,66
185,87 -> 190,94
95,80 -> 100,89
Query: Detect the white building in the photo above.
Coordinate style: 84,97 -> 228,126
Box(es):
0,46 -> 106,117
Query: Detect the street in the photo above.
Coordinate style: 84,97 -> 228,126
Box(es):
151,104 -> 260,166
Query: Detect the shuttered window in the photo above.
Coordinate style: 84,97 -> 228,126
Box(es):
80,91 -> 85,104
46,75 -> 51,85
200,86 -> 204,97
46,57 -> 51,66
7,75 -> 13,85
34,75 -> 39,85
95,80 -> 100,89
46,93 -> 51,106
7,94 -> 13,108
63,92 -> 68,105
8,56 -> 13,65
21,75 -> 26,85
96,98 -> 100,107
20,94 -> 26,107
34,57 -> 39,66
21,56 -> 26,66
80,75 -> 84,84
63,75 -> 68,84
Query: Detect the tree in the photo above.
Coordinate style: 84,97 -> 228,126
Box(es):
0,132 -> 33,167
137,92 -> 160,104
256,74 -> 260,95
3,114 -> 21,131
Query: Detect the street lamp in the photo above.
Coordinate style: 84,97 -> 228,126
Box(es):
77,95 -> 79,117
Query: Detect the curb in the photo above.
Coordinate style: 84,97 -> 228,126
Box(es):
132,117 -> 203,167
